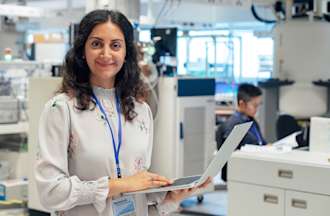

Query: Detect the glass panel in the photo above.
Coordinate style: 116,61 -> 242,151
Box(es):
145,28 -> 273,82
235,31 -> 273,82
185,36 -> 215,77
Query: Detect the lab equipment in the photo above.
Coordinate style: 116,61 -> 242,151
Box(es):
0,178 -> 28,201
0,96 -> 20,124
150,77 -> 216,181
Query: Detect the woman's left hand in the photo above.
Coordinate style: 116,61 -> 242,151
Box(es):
163,177 -> 212,203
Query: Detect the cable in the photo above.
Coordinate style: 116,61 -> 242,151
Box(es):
154,0 -> 170,27
251,4 -> 277,24
163,0 -> 174,17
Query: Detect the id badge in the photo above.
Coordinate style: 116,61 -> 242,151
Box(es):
112,195 -> 136,216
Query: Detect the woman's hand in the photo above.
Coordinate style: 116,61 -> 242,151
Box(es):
163,177 -> 212,203
108,171 -> 172,197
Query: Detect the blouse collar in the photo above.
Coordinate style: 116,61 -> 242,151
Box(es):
92,86 -> 115,98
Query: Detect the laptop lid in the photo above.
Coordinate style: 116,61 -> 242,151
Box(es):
198,121 -> 252,183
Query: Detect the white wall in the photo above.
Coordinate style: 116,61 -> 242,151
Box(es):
274,20 -> 330,118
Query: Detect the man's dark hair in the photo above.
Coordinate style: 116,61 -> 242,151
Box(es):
237,83 -> 262,104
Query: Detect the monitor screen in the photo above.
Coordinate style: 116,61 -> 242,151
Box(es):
151,28 -> 177,57
215,82 -> 238,104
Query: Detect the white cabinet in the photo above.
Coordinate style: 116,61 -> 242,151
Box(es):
228,150 -> 330,216
228,182 -> 284,216
285,191 -> 330,216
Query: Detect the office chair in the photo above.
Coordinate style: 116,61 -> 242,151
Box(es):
276,114 -> 301,140
276,114 -> 310,148
216,123 -> 226,150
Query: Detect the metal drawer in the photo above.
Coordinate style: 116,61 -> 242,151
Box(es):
228,151 -> 330,195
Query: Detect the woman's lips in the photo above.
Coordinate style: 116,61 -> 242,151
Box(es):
96,60 -> 115,68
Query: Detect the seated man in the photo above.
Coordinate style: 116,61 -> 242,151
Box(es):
216,83 -> 267,181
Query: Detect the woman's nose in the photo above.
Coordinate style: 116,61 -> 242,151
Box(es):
100,46 -> 112,59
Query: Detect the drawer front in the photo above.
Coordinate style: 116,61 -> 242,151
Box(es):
286,190 -> 330,216
228,182 -> 285,216
228,156 -> 330,195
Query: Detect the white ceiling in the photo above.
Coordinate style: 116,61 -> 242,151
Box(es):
2,0 -> 275,29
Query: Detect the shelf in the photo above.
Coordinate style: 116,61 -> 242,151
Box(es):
0,60 -> 62,70
0,122 -> 29,135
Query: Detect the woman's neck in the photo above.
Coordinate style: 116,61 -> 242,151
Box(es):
90,77 -> 115,89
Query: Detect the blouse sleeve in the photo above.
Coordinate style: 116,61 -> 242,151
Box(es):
142,102 -> 179,215
34,97 -> 109,213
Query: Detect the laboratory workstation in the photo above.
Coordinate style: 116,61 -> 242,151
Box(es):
1,0 -> 330,215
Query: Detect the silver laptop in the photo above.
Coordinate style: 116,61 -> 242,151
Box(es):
124,122 -> 252,195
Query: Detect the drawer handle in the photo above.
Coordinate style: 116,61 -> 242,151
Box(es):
278,169 -> 293,179
263,194 -> 278,204
291,199 -> 307,209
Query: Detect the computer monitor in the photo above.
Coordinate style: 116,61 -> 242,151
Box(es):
151,28 -> 177,75
215,81 -> 238,105
292,0 -> 315,15
150,28 -> 177,57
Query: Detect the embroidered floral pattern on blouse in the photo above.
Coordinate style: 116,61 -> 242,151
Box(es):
51,99 -> 58,108
68,130 -> 79,158
134,157 -> 145,172
101,98 -> 115,118
136,118 -> 148,134
95,110 -> 107,125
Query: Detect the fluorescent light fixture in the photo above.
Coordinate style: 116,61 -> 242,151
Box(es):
0,4 -> 44,18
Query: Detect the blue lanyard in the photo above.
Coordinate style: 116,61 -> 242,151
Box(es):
251,122 -> 263,145
92,93 -> 122,178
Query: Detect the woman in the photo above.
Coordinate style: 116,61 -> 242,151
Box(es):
35,9 -> 210,216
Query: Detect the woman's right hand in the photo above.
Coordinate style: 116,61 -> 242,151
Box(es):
125,171 -> 172,191
108,171 -> 172,197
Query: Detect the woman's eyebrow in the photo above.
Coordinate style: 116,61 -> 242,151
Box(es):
87,37 -> 124,42
87,36 -> 103,41
111,39 -> 124,42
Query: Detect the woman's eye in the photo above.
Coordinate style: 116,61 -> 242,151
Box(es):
111,42 -> 122,50
91,40 -> 102,48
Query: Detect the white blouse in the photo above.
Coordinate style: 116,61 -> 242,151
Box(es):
35,87 -> 178,216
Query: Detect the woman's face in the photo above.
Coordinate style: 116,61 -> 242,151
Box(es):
84,20 -> 126,88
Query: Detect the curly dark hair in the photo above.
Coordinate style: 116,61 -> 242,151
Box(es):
59,9 -> 147,121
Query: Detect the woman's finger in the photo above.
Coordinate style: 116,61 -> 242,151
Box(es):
147,172 -> 172,184
150,174 -> 172,184
150,180 -> 170,188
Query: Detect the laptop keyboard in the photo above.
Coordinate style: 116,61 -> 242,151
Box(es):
168,175 -> 202,187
